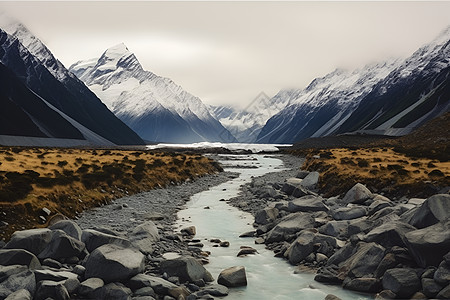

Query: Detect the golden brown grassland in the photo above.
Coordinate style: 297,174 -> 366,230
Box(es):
295,147 -> 449,198
0,147 -> 222,241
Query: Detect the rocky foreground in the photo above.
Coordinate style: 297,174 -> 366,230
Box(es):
0,172 -> 247,300
228,156 -> 450,299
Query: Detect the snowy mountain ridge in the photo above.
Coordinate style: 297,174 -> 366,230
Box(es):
70,44 -> 236,143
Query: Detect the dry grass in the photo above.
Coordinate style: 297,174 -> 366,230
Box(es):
0,147 -> 222,241
301,147 -> 450,199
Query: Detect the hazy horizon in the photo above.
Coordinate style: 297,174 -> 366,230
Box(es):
1,1 -> 449,108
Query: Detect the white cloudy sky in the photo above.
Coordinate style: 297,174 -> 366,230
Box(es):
1,1 -> 449,107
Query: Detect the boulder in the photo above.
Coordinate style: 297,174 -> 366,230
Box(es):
368,199 -> 393,216
341,183 -> 373,204
0,249 -> 40,269
266,212 -> 315,243
0,270 -> 35,299
300,171 -> 319,189
333,206 -> 367,220
160,256 -> 213,283
84,244 -> 145,282
196,284 -> 229,297
38,230 -> 86,260
434,261 -> 450,285
422,278 -> 444,298
287,195 -> 328,213
409,194 -> 450,229
237,246 -> 258,257
34,280 -> 70,300
98,282 -> 132,300
284,230 -> 315,264
181,226 -> 196,236
339,242 -> 385,278
128,221 -> 160,254
347,217 -> 374,236
364,221 -> 416,248
437,283 -> 450,299
4,289 -> 32,300
78,278 -> 104,297
4,228 -> 52,255
34,269 -> 78,283
382,268 -> 421,298
128,274 -> 178,295
319,220 -> 349,238
217,266 -> 247,287
281,178 -> 310,197
49,220 -> 82,241
82,229 -> 133,253
0,265 -> 28,278
254,207 -> 278,225
405,220 -> 450,267
344,277 -> 381,293
63,277 -> 80,294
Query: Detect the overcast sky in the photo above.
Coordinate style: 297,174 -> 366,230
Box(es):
1,1 -> 449,107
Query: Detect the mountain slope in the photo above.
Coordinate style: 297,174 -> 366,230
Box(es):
257,60 -> 401,143
70,44 -> 236,143
209,92 -> 290,143
257,26 -> 450,144
0,17 -> 144,146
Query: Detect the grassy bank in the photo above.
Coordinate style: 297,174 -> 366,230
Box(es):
292,147 -> 449,199
0,147 -> 222,241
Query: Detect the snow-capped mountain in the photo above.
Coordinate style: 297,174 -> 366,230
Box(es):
70,44 -> 237,143
0,15 -> 144,146
257,26 -> 450,144
209,92 -> 290,142
257,60 -> 402,143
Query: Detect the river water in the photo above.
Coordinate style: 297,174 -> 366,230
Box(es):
176,154 -> 371,300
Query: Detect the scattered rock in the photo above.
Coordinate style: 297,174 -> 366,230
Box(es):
49,219 -> 83,241
237,246 -> 258,257
0,270 -> 35,298
128,274 -> 178,295
219,241 -> 230,247
82,229 -> 132,253
129,221 -> 160,254
409,194 -> 450,229
79,277 -> 104,297
300,171 -> 319,189
4,289 -> 32,300
255,207 -> 279,225
382,268 -> 421,298
341,183 -> 373,204
217,266 -> 247,287
405,220 -> 450,267
160,256 -> 213,283
181,226 -> 196,236
266,212 -> 315,243
38,229 -> 86,260
239,231 -> 255,238
34,280 -> 70,300
364,220 -> 416,248
422,278 -> 444,298
197,284 -> 229,297
84,244 -> 145,282
98,282 -> 132,299
333,206 -> 367,220
437,283 -> 450,299
434,260 -> 450,285
4,228 -> 52,256
344,277 -> 381,293
0,249 -> 41,269
288,195 -> 329,213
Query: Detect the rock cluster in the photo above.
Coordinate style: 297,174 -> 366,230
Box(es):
234,168 -> 450,299
0,219 -> 240,300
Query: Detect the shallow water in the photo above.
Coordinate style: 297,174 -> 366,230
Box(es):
176,154 -> 371,300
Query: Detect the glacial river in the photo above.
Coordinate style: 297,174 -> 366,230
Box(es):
176,154 -> 371,300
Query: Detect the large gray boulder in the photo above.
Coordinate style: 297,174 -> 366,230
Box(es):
287,195 -> 329,213
217,266 -> 247,287
49,220 -> 82,241
98,282 -> 132,300
281,178 -> 310,197
339,242 -> 385,279
128,274 -> 178,295
364,220 -> 416,248
0,249 -> 40,269
266,212 -> 315,243
341,183 -> 373,204
4,289 -> 32,300
38,230 -> 86,260
319,221 -> 349,238
78,278 -> 104,298
160,256 -> 213,283
343,277 -> 381,293
409,194 -> 450,229
254,207 -> 278,225
382,268 -> 421,298
0,270 -> 35,299
285,230 -> 341,265
333,206 -> 367,220
82,229 -> 132,253
300,172 -> 319,189
4,228 -> 52,255
34,280 -> 70,300
405,220 -> 450,267
128,221 -> 160,254
84,244 -> 145,282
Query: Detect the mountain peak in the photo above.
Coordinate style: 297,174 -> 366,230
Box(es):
104,43 -> 131,59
